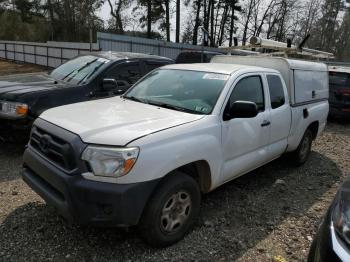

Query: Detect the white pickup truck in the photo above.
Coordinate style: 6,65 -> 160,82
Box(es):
22,57 -> 329,247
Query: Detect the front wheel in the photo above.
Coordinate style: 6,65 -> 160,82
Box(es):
291,129 -> 313,166
138,172 -> 201,247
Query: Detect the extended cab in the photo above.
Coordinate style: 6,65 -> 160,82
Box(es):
22,57 -> 329,247
0,52 -> 173,139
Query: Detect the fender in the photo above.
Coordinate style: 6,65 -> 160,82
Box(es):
116,116 -> 223,187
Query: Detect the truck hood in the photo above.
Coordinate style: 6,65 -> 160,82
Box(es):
0,72 -> 67,99
40,97 -> 204,146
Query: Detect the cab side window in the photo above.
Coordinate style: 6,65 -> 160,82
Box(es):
105,63 -> 141,92
267,75 -> 286,109
228,76 -> 265,112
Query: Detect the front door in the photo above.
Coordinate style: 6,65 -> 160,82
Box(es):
221,74 -> 271,183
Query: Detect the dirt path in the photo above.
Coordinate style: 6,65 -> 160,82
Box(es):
0,59 -> 47,76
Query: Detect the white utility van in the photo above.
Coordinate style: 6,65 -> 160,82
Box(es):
23,57 -> 329,247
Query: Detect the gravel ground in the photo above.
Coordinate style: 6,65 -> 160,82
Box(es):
0,121 -> 349,262
0,59 -> 46,76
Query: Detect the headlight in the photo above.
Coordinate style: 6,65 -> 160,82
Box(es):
0,101 -> 28,118
333,190 -> 350,245
81,146 -> 139,178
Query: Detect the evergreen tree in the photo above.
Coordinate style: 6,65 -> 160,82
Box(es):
312,0 -> 343,51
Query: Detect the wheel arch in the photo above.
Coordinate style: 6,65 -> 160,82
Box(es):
152,160 -> 213,194
308,121 -> 319,140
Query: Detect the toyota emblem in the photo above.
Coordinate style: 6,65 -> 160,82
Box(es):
39,135 -> 51,153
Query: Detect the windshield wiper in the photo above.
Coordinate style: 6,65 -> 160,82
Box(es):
62,58 -> 98,82
147,101 -> 201,114
124,96 -> 149,104
78,62 -> 105,85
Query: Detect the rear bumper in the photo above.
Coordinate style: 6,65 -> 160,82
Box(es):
329,104 -> 350,118
23,147 -> 160,227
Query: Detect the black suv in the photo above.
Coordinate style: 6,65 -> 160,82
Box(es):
0,52 -> 173,139
328,66 -> 350,119
175,50 -> 223,64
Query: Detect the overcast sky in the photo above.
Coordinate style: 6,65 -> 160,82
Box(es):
98,2 -> 110,21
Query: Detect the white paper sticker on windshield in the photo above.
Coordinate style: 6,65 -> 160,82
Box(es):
203,73 -> 229,81
195,106 -> 210,113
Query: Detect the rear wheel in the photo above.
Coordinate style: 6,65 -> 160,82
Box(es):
138,171 -> 201,247
291,129 -> 313,166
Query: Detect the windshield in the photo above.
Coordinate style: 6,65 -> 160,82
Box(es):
50,55 -> 110,85
124,69 -> 228,115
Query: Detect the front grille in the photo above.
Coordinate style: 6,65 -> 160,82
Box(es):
30,126 -> 76,171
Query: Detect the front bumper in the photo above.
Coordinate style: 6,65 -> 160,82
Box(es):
308,206 -> 343,262
23,143 -> 159,227
330,222 -> 350,261
0,118 -> 32,140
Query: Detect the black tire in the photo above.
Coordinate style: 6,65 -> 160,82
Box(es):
291,129 -> 313,166
138,171 -> 201,247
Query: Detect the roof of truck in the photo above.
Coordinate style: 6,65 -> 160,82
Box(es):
162,63 -> 277,75
177,50 -> 224,55
89,51 -> 174,62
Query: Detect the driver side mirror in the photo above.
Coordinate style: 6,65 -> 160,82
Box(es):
102,78 -> 118,91
225,101 -> 259,120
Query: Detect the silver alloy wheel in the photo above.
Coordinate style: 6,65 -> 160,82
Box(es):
299,134 -> 311,160
160,191 -> 192,233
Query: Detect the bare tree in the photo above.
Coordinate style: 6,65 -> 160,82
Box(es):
213,0 -> 222,44
192,0 -> 201,45
228,0 -> 241,47
241,0 -> 257,45
210,0 -> 214,45
107,0 -> 125,34
217,0 -> 229,46
165,0 -> 170,41
299,0 -> 323,40
175,0 -> 180,42
253,0 -> 278,37
147,0 -> 151,38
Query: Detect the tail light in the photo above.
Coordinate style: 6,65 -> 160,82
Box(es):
338,88 -> 350,96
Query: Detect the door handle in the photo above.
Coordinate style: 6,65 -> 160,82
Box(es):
261,120 -> 271,127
